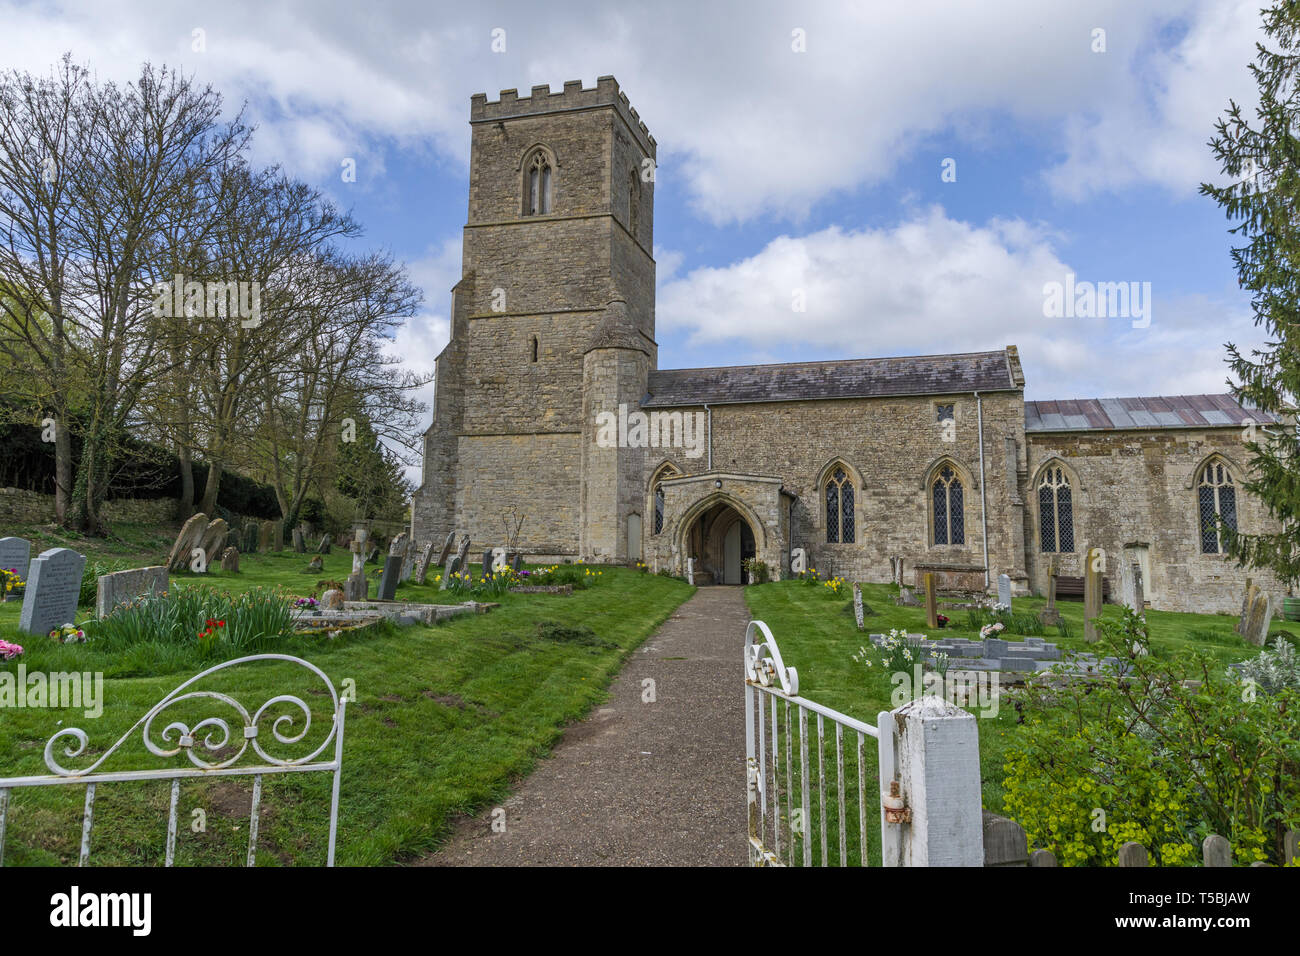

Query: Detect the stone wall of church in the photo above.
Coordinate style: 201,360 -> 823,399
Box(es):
1024,429 -> 1285,614
646,390 -> 1028,588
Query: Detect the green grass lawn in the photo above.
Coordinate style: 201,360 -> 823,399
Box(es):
741,578 -> 1293,864
0,537 -> 694,866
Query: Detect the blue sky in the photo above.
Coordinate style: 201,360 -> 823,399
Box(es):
0,0 -> 1271,420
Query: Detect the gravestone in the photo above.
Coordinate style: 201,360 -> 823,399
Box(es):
1243,591 -> 1274,646
273,520 -> 285,552
491,547 -> 507,573
1236,580 -> 1257,636
306,555 -> 323,572
997,574 -> 1012,608
168,513 -> 209,572
350,538 -> 366,579
19,547 -> 86,636
481,549 -> 494,579
401,542 -> 417,583
895,586 -> 920,607
318,533 -> 332,555
366,546 -> 381,565
321,589 -> 344,610
924,572 -> 939,629
221,547 -> 240,573
891,556 -> 905,588
414,540 -> 437,585
511,552 -> 523,572
1084,547 -> 1104,643
1038,559 -> 1061,626
378,554 -> 403,601
293,527 -> 306,553
259,520 -> 274,553
852,583 -> 865,631
433,531 -> 455,570
1120,561 -> 1138,610
243,523 -> 259,554
439,554 -> 460,591
453,534 -> 470,573
199,518 -> 229,567
1132,565 -> 1145,614
345,570 -> 368,601
0,536 -> 32,583
96,565 -> 168,619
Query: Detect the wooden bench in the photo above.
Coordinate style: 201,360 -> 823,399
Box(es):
1054,575 -> 1111,601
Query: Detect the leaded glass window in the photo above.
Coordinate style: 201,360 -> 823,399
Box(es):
526,150 -> 553,215
1037,466 -> 1075,553
933,466 -> 965,546
651,464 -> 681,535
825,467 -> 855,543
1198,461 -> 1237,554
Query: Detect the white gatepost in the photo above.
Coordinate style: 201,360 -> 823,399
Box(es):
880,695 -> 984,866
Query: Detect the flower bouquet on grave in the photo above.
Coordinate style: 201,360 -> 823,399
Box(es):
292,596 -> 320,610
979,621 -> 1005,639
936,613 -> 949,629
48,623 -> 85,644
1,568 -> 23,602
0,638 -> 23,660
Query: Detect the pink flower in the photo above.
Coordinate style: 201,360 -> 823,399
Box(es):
0,639 -> 24,660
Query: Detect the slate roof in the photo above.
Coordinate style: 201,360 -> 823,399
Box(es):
642,350 -> 1017,408
1025,395 -> 1279,432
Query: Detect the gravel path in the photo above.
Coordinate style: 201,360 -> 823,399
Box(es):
420,586 -> 750,867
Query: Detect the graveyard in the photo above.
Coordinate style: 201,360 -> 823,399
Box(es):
0,520 -> 693,865
0,512 -> 1292,865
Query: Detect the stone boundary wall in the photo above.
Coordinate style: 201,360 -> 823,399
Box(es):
0,487 -> 178,525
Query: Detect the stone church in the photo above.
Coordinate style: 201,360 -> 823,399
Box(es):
411,76 -> 1283,614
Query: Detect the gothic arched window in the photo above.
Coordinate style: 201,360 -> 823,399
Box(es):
1037,466 -> 1075,553
1198,459 -> 1238,554
651,463 -> 681,534
825,467 -> 855,543
524,149 -> 553,216
932,466 -> 965,546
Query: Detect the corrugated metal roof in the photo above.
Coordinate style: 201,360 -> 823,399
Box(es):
642,350 -> 1015,408
1026,394 -> 1279,432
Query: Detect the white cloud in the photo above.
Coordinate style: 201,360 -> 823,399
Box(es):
657,207 -> 1263,398
0,0 -> 1265,222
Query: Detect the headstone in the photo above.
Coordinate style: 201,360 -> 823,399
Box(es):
1132,564 -> 1145,612
415,540 -> 437,585
1038,559 -> 1061,626
491,547 -> 507,573
454,534 -> 470,573
243,523 -> 259,554
892,557 -> 905,588
273,520 -> 285,552
318,533 -> 332,555
221,547 -> 240,573
853,583 -> 865,631
366,546 -> 381,565
344,570 -> 368,601
400,542 -> 417,582
481,549 -> 494,579
0,536 -> 32,583
293,527 -> 306,553
511,552 -> 523,572
19,547 -> 86,636
389,532 -> 409,557
320,588 -> 344,610
997,574 -> 1012,608
1244,591 -> 1274,646
96,565 -> 167,620
259,520 -> 274,553
895,586 -> 920,607
306,555 -> 323,572
1236,580 -> 1257,635
1084,546 -> 1104,643
1119,561 -> 1138,610
433,531 -> 455,570
168,513 -> 209,572
924,572 -> 939,629
199,518 -> 229,567
378,554 -> 403,601
439,554 -> 460,590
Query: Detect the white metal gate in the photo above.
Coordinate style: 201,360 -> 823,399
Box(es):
0,653 -> 346,867
745,619 -> 897,866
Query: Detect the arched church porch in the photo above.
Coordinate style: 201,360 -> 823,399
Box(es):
650,473 -> 790,583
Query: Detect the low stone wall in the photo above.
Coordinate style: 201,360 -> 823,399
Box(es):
0,487 -> 178,525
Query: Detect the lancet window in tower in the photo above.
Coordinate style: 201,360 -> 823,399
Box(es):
525,149 -> 553,216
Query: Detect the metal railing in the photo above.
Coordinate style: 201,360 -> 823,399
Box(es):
745,620 -> 893,866
0,653 -> 346,867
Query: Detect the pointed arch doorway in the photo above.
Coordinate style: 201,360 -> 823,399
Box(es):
684,500 -> 756,585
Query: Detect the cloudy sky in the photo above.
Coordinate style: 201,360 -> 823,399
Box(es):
0,0 -> 1271,428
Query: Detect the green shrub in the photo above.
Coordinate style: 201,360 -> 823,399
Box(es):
86,583 -> 295,657
1003,607 -> 1300,866
742,558 -> 771,584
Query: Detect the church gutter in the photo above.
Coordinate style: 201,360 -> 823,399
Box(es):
975,391 -> 989,590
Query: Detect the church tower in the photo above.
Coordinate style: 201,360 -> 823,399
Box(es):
412,77 -> 657,560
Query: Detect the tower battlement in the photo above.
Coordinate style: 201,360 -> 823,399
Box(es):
470,76 -> 656,155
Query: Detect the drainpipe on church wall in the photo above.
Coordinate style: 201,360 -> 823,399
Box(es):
974,391 -> 989,589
